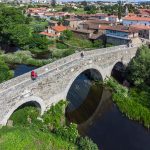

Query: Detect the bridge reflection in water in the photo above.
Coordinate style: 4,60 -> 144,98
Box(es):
65,68 -> 150,150
66,69 -> 103,124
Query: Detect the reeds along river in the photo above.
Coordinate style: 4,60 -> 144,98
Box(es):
65,73 -> 150,150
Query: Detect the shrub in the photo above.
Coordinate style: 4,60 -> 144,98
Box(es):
42,100 -> 67,130
54,123 -> 79,143
56,42 -> 68,49
10,107 -> 39,126
78,137 -> 99,150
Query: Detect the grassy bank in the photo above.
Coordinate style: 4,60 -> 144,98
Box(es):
0,126 -> 77,150
0,100 -> 98,150
104,78 -> 150,128
0,51 -> 53,67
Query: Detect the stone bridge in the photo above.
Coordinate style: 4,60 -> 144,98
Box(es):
0,45 -> 139,125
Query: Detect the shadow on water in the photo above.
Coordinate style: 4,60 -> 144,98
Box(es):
65,70 -> 150,150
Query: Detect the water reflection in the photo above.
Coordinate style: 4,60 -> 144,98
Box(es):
66,73 -> 150,150
66,69 -> 103,124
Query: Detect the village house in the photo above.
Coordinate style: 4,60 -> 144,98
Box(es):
138,9 -> 150,17
78,19 -> 115,30
105,25 -> 141,45
70,28 -> 94,39
40,25 -> 67,39
131,25 -> 150,40
26,7 -> 48,17
123,15 -> 150,26
64,18 -> 83,28
49,20 -> 59,27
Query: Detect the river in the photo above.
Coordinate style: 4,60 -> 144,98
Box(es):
66,71 -> 150,150
13,64 -> 37,77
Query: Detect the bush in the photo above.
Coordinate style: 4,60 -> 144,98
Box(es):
55,123 -> 79,144
0,58 -> 14,83
78,137 -> 99,150
42,100 -> 67,130
10,107 -> 39,126
52,48 -> 75,59
56,42 -> 68,49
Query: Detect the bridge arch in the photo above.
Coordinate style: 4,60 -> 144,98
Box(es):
1,96 -> 46,125
64,64 -> 105,100
111,61 -> 126,83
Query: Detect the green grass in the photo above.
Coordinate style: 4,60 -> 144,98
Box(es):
0,51 -> 53,67
0,127 -> 77,150
71,8 -> 87,14
64,36 -> 93,49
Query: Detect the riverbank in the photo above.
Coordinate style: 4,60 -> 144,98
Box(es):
104,78 -> 150,129
0,100 -> 98,150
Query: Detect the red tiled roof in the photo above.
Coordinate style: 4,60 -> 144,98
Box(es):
39,32 -> 56,37
87,19 -> 114,24
123,16 -> 150,22
130,25 -> 150,30
51,25 -> 67,32
99,25 -> 111,30
106,25 -> 138,33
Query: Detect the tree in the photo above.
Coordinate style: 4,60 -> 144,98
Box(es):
29,34 -> 50,54
61,30 -> 73,40
0,5 -> 31,49
51,0 -> 56,7
81,1 -> 87,7
0,58 -> 14,83
118,1 -> 122,20
127,45 -> 150,86
8,24 -> 31,47
84,5 -> 97,14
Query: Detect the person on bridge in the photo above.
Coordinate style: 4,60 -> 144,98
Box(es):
80,51 -> 84,58
31,70 -> 38,80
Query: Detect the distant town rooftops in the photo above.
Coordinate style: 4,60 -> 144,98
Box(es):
131,24 -> 150,30
86,19 -> 114,24
99,25 -> 111,30
70,28 -> 94,34
77,13 -> 108,17
106,25 -> 138,33
65,18 -> 81,21
123,16 -> 150,22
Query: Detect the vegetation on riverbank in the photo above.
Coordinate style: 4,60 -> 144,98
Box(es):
104,45 -> 150,128
0,58 -> 14,83
105,78 -> 150,128
0,100 -> 98,150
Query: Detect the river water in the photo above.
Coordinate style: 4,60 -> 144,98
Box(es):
66,71 -> 150,150
13,64 -> 37,77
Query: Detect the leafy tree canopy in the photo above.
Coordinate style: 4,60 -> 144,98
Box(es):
127,45 -> 150,86
0,58 -> 14,83
0,5 -> 32,48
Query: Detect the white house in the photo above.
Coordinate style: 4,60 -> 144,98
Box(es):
123,16 -> 150,26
